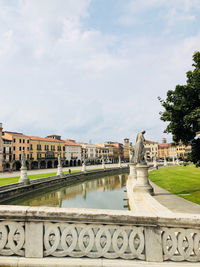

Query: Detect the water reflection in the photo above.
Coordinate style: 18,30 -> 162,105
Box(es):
6,174 -> 129,210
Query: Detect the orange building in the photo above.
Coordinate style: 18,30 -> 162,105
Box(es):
3,131 -> 31,170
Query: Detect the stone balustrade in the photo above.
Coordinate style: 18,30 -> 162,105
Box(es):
0,206 -> 199,262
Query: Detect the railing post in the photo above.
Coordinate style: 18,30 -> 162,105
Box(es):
25,222 -> 43,258
144,226 -> 163,262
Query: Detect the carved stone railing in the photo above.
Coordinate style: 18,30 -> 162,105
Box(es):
0,206 -> 199,262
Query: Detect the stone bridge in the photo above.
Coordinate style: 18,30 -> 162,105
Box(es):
0,165 -> 199,266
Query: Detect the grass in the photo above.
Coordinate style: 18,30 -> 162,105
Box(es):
0,170 -> 82,186
149,164 -> 200,205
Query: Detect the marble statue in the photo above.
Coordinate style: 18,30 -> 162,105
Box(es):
134,130 -> 146,165
58,154 -> 62,167
21,152 -> 26,168
129,147 -> 135,163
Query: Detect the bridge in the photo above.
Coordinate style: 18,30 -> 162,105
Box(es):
0,164 -> 199,266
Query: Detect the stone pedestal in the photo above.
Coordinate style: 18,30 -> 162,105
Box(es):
19,166 -> 30,185
57,165 -> 64,177
133,163 -> 153,195
129,163 -> 137,182
82,163 -> 86,172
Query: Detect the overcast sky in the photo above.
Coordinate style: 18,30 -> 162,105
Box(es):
0,0 -> 200,144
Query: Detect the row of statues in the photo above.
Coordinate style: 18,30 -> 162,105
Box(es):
21,130 -> 147,169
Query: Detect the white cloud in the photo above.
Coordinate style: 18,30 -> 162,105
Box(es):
0,0 -> 200,144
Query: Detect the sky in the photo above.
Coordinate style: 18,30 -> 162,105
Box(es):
1,0 -> 200,144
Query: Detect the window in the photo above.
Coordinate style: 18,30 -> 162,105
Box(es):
27,154 -> 29,159
13,146 -> 15,151
19,139 -> 21,143
13,138 -> 16,143
27,147 -> 29,151
30,144 -> 33,150
27,140 -> 29,144
19,147 -> 21,151
23,147 -> 25,151
23,139 -> 25,143
19,154 -> 21,160
37,144 -> 41,150
13,154 -> 15,160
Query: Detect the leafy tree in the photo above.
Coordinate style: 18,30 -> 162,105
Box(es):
159,51 -> 200,166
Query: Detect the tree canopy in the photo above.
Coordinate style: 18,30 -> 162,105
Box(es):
159,51 -> 200,166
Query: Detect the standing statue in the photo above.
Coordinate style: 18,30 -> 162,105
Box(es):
129,147 -> 135,163
134,130 -> 146,164
58,154 -> 62,167
21,152 -> 26,168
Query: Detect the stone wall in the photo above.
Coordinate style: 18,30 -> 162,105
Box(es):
0,206 -> 199,262
0,167 -> 128,203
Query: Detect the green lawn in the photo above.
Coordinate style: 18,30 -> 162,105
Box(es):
149,165 -> 200,205
0,170 -> 82,186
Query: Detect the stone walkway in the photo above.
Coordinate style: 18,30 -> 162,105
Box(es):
151,180 -> 200,214
1,256 -> 200,267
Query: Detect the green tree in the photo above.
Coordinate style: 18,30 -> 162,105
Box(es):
159,51 -> 200,166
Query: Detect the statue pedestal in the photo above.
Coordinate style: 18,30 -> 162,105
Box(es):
154,161 -> 157,168
19,167 -> 30,185
129,163 -> 137,182
57,165 -> 64,177
133,163 -> 153,195
82,163 -> 86,172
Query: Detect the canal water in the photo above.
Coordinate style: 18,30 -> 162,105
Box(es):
5,174 -> 129,210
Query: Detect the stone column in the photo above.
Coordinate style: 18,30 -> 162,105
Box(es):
82,162 -> 86,172
164,155 -> 167,166
102,157 -> 105,170
172,155 -> 175,165
57,155 -> 64,177
133,163 -> 154,195
129,163 -> 137,182
153,157 -> 157,168
118,156 -> 122,168
19,153 -> 30,185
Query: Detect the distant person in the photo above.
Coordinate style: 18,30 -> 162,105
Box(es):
69,169 -> 71,174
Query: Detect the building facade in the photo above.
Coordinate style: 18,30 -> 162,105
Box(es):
144,140 -> 158,160
64,140 -> 81,166
176,143 -> 192,159
29,136 -> 65,169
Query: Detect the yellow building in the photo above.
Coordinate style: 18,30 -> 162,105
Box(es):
144,140 -> 158,160
176,143 -> 191,159
29,136 -> 66,169
123,138 -> 130,161
3,131 -> 31,170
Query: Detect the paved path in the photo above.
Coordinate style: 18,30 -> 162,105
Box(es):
151,180 -> 200,214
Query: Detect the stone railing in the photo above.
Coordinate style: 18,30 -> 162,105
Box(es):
0,206 -> 199,262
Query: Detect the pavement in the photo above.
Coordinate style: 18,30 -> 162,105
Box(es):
1,257 -> 200,267
151,180 -> 200,214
